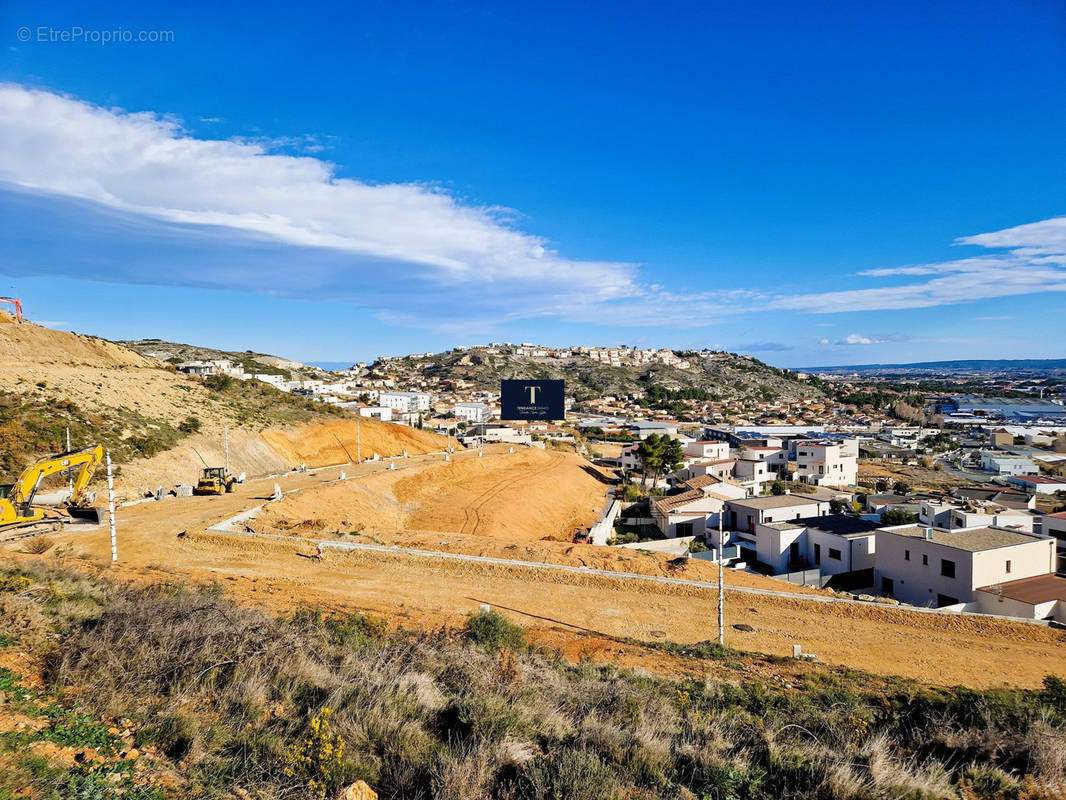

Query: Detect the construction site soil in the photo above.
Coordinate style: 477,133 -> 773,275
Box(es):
5,451 -> 1063,691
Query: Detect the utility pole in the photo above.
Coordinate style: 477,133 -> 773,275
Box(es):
224,426 -> 229,474
717,513 -> 725,646
105,451 -> 117,563
356,417 -> 362,464
65,428 -> 73,497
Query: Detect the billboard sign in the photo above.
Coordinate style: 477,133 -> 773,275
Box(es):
500,379 -> 565,421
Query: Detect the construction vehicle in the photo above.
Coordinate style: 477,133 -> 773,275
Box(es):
0,445 -> 104,537
0,296 -> 23,322
194,466 -> 236,496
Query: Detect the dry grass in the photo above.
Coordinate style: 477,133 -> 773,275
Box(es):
1,563 -> 1064,799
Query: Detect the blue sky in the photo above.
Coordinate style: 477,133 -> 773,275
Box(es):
1,0 -> 1065,367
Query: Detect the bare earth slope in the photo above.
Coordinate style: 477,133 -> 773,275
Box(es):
0,317 -> 450,495
257,447 -> 610,541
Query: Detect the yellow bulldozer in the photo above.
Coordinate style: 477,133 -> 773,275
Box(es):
194,466 -> 236,496
0,445 -> 104,537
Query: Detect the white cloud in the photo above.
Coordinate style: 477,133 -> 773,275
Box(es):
829,333 -> 903,346
1,84 -> 1064,333
0,84 -> 641,325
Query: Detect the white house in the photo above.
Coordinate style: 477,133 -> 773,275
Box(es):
980,453 -> 1039,477
650,475 -> 746,538
380,391 -> 433,413
1008,475 -> 1066,494
873,525 -> 1056,608
973,574 -> 1066,622
795,440 -> 858,488
358,405 -> 393,421
453,402 -> 493,424
724,495 -> 830,533
918,499 -> 1035,533
754,515 -> 880,577
684,440 -> 730,460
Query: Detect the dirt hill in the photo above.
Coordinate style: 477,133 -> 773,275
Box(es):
0,317 -> 449,495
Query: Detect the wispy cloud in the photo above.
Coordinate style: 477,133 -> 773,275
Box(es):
0,84 -> 641,329
735,341 -> 793,352
821,333 -> 904,346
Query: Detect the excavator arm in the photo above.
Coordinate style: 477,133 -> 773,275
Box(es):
11,445 -> 104,513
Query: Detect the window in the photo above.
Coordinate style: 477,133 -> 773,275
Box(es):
881,577 -> 894,596
904,549 -> 910,561
1005,560 -> 1012,574
828,548 -> 841,560
940,559 -> 956,579
922,554 -> 928,566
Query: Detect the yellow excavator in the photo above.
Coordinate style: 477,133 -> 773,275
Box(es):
0,445 -> 104,537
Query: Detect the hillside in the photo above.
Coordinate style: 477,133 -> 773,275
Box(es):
119,338 -> 328,380
368,347 -> 823,402
0,317 -> 449,494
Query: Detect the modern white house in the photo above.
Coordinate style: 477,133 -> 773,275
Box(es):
358,405 -> 393,421
873,524 -> 1056,608
795,440 -> 858,488
684,440 -> 730,460
918,499 -> 1035,533
453,402 -> 493,424
980,453 -> 1039,477
724,495 -> 830,533
754,515 -> 880,578
380,391 -> 433,413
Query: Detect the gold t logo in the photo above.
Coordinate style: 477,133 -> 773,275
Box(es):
526,385 -> 540,403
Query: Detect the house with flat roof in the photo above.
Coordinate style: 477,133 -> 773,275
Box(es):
795,440 -> 858,488
724,495 -> 829,533
754,515 -> 880,578
873,525 -> 1055,608
980,453 -> 1039,477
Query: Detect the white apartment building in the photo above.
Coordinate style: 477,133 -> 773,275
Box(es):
873,525 -> 1056,608
795,440 -> 858,488
453,402 -> 493,424
379,391 -> 433,413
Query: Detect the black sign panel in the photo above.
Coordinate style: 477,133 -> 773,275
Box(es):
500,379 -> 565,421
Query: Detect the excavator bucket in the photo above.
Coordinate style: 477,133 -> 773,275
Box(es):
67,505 -> 103,525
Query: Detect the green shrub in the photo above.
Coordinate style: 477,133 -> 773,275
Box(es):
178,415 -> 202,434
512,749 -> 621,800
463,609 -> 526,652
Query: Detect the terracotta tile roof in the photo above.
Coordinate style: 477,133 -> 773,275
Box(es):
652,489 -> 709,514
